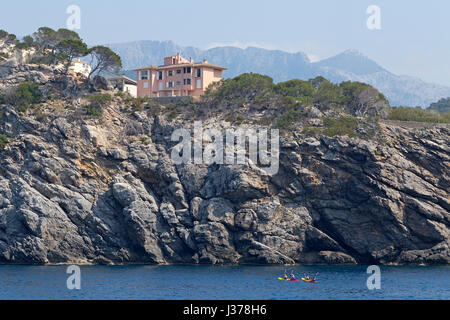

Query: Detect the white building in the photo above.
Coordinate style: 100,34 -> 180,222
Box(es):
69,59 -> 92,78
107,75 -> 137,98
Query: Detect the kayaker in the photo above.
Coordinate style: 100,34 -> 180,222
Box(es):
283,273 -> 288,280
289,273 -> 296,280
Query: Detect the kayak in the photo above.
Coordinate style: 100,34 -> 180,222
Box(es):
301,278 -> 318,283
278,277 -> 299,282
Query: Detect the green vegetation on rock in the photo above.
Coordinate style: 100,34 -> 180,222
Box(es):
85,93 -> 111,117
387,106 -> 450,123
275,106 -> 309,129
0,134 -> 8,150
206,73 -> 387,114
322,116 -> 359,137
8,82 -> 43,113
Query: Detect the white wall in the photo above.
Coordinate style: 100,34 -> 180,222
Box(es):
124,84 -> 137,98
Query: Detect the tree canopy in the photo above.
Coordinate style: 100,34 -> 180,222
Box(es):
57,38 -> 89,74
3,26 -> 123,83
0,29 -> 18,46
86,46 -> 122,80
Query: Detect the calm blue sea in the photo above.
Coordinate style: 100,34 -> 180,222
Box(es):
0,265 -> 448,300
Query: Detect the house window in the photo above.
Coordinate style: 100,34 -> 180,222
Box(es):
197,79 -> 201,89
186,78 -> 191,85
168,70 -> 173,76
176,69 -> 181,74
143,82 -> 148,88
158,71 -> 163,80
186,67 -> 191,73
140,70 -> 149,80
196,68 -> 201,77
176,81 -> 181,86
183,79 -> 186,85
158,82 -> 163,90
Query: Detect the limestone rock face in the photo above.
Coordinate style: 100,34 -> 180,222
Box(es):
90,75 -> 113,91
0,92 -> 449,265
0,64 -> 55,91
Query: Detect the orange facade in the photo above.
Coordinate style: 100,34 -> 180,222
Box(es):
135,53 -> 227,98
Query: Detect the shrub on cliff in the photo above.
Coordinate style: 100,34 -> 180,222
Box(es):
15,35 -> 36,50
275,106 -> 309,130
9,82 -> 43,113
0,134 -> 8,150
85,93 -> 111,117
274,79 -> 315,98
205,73 -> 274,103
387,106 -> 450,123
322,116 -> 359,137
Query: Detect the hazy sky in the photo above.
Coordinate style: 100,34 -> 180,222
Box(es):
1,0 -> 449,86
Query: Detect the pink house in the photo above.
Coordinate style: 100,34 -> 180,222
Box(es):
134,53 -> 227,98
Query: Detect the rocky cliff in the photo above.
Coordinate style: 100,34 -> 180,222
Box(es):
0,90 -> 448,265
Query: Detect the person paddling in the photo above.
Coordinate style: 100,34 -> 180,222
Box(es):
289,272 -> 296,280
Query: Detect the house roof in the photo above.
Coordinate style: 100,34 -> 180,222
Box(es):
134,62 -> 227,72
107,75 -> 137,85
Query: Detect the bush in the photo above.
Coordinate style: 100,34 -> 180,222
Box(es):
339,81 -> 371,96
0,134 -> 8,150
114,91 -> 130,99
140,136 -> 150,145
86,105 -> 102,117
302,126 -> 322,136
235,114 -> 245,125
129,96 -> 148,112
274,79 -> 314,98
387,106 -> 450,123
167,109 -> 179,121
322,116 -> 359,137
9,82 -> 42,112
205,73 -> 274,102
85,93 -> 111,117
149,102 -> 162,117
275,107 -> 308,129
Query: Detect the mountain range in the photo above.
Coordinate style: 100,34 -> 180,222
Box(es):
106,40 -> 450,107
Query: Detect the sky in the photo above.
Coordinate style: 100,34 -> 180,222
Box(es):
1,0 -> 449,86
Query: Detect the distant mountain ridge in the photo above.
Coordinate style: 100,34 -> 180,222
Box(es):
106,40 -> 450,107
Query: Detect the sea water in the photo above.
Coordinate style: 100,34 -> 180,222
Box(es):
0,265 -> 448,300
